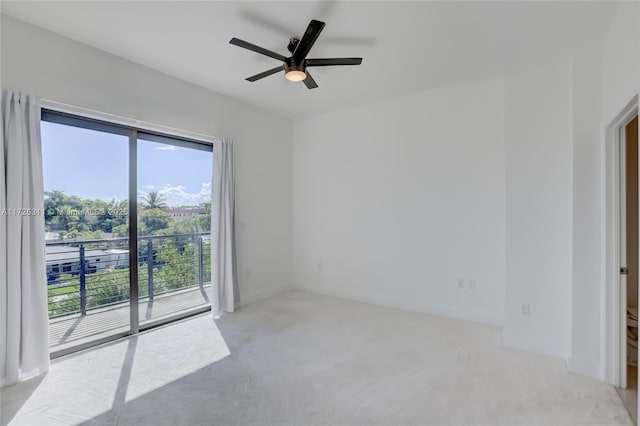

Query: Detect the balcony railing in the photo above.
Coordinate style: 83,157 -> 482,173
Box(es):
46,233 -> 211,318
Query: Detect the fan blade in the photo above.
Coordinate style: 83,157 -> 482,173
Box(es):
229,38 -> 287,62
293,20 -> 326,62
306,58 -> 363,67
246,65 -> 284,82
303,71 -> 318,89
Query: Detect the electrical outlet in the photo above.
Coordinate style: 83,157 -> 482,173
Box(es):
458,278 -> 465,288
521,304 -> 531,316
467,279 -> 477,290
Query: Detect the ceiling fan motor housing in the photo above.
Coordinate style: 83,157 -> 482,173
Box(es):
284,56 -> 305,74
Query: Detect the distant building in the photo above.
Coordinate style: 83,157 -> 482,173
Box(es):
45,245 -> 129,283
164,207 -> 206,222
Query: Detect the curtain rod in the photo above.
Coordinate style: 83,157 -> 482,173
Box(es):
41,98 -> 216,143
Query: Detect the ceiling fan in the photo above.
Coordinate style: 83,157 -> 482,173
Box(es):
229,19 -> 363,89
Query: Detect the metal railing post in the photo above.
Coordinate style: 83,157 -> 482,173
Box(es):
198,236 -> 204,287
79,244 -> 86,315
147,239 -> 154,301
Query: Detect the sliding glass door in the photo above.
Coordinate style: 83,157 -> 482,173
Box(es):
41,111 -> 213,356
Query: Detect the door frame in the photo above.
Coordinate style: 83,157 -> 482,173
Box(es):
604,94 -> 638,387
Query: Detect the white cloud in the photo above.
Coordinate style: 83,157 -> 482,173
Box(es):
155,145 -> 177,151
138,182 -> 211,206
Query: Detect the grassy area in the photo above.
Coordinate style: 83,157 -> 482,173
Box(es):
48,283 -> 79,297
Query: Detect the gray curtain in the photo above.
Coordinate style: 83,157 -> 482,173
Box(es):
210,137 -> 238,317
0,90 -> 49,386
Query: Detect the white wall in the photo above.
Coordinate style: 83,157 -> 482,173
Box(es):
569,41 -> 605,379
0,16 -> 294,304
292,56 -> 580,362
292,56 -> 577,361
502,59 -> 573,359
601,2 -> 640,125
293,78 -> 506,325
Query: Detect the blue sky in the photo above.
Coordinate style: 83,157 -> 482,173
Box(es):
41,121 -> 212,206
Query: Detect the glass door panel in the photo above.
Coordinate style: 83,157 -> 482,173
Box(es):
42,120 -> 130,354
136,136 -> 212,325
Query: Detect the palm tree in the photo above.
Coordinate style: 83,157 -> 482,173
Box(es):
142,191 -> 167,209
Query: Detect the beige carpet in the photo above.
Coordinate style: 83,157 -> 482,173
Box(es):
1,290 -> 633,426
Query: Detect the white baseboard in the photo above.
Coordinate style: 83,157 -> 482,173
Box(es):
567,356 -> 604,381
293,285 -> 504,327
567,355 -> 601,380
240,284 -> 291,307
502,328 -> 569,361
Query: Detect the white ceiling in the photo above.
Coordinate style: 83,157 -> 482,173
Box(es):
0,1 -> 620,120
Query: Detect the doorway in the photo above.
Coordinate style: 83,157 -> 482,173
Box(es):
619,114 -> 639,423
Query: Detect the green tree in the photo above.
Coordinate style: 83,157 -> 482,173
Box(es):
165,216 -> 202,235
112,224 -> 129,237
45,190 -> 84,232
140,208 -> 171,235
44,191 -> 129,238
200,202 -> 211,232
142,191 -> 167,210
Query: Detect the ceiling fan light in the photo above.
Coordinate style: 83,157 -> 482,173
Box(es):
285,69 -> 306,82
